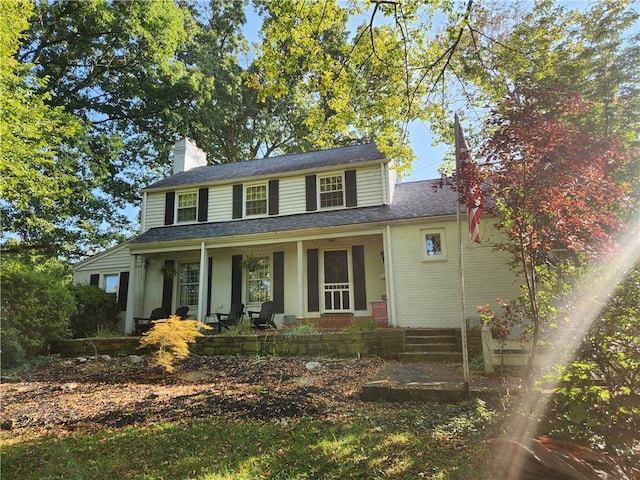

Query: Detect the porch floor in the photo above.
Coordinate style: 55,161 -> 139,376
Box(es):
361,361 -> 521,404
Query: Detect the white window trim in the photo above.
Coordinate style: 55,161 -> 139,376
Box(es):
176,190 -> 198,223
318,173 -> 345,210
421,228 -> 448,262
177,261 -> 200,309
245,255 -> 271,306
102,273 -> 120,294
244,182 -> 268,217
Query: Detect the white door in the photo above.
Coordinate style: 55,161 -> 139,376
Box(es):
322,249 -> 352,312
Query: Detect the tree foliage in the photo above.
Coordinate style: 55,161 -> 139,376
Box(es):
549,260 -> 640,463
478,88 -> 632,377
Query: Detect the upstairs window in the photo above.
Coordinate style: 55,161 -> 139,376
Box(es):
319,175 -> 344,208
177,192 -> 197,222
245,184 -> 267,216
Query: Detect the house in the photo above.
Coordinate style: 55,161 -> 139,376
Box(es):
73,138 -> 520,334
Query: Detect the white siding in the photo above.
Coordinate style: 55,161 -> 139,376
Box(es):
356,165 -> 384,207
144,192 -> 166,231
389,219 -> 520,328
73,244 -> 131,285
209,184 -> 233,222
279,176 -> 305,216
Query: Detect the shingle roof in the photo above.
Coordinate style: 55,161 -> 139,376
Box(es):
144,143 -> 386,191
130,180 -> 457,246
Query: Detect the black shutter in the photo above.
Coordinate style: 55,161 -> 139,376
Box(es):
161,260 -> 174,316
117,272 -> 129,311
89,274 -> 99,286
305,175 -> 317,211
273,251 -> 284,313
307,249 -> 319,312
231,255 -> 242,305
206,257 -> 213,316
352,245 -> 367,310
198,188 -> 208,222
268,179 -> 279,216
164,192 -> 175,225
345,169 -> 357,207
232,184 -> 243,219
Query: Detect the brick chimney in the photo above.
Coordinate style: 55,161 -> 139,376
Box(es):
172,137 -> 207,174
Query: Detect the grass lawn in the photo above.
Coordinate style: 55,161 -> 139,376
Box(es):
1,400 -> 499,479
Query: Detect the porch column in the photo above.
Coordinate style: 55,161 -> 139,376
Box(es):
384,225 -> 397,327
296,241 -> 304,318
124,254 -> 138,334
198,242 -> 208,322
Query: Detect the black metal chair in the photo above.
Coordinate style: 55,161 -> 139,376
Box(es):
214,303 -> 244,332
248,301 -> 277,330
134,307 -> 168,335
175,306 -> 189,320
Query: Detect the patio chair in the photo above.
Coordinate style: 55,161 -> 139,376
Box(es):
248,301 -> 277,330
134,307 -> 168,335
175,305 -> 189,320
213,303 -> 244,332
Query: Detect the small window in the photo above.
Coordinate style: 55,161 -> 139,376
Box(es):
178,262 -> 199,308
177,192 -> 197,222
103,274 -> 119,294
319,175 -> 344,208
421,229 -> 447,261
247,256 -> 270,304
245,184 -> 267,216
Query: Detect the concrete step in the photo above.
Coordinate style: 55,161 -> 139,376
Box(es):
398,352 -> 463,363
406,328 -> 459,338
404,343 -> 459,353
406,335 -> 458,345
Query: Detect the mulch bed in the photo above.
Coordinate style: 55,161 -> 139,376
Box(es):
1,355 -> 386,434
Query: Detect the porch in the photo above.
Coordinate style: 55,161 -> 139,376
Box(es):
125,231 -> 390,335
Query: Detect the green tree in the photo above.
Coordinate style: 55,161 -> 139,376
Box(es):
0,0 -> 86,257
5,0 -> 198,258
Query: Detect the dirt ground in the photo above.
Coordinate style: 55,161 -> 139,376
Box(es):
1,355 -> 386,434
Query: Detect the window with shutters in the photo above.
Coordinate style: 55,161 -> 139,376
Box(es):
245,184 -> 267,216
103,274 -> 119,294
178,262 -> 199,308
319,174 -> 344,208
176,192 -> 198,222
246,256 -> 270,304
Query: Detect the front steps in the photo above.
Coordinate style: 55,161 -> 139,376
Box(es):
398,328 -> 462,363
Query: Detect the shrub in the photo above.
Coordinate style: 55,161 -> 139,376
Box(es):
0,260 -> 75,365
138,316 -> 210,373
68,284 -> 120,338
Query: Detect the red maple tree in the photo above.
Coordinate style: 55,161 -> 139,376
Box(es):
479,88 -> 632,377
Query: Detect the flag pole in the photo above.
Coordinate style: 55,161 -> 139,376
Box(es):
455,114 -> 471,399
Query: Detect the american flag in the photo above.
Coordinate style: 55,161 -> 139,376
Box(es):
455,115 -> 482,244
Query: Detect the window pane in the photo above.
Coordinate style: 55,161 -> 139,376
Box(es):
319,175 -> 343,208
179,262 -> 199,307
247,256 -> 270,303
177,192 -> 197,222
246,185 -> 267,215
425,234 -> 442,256
104,274 -> 119,294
